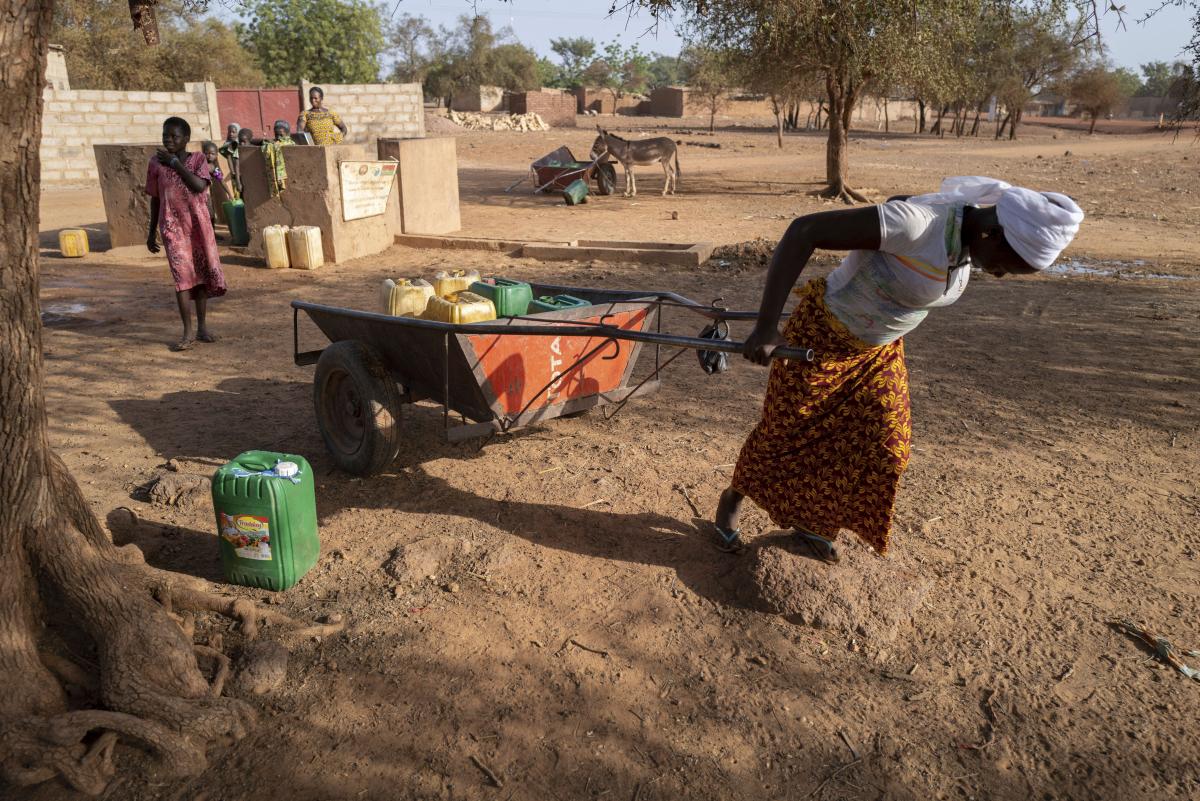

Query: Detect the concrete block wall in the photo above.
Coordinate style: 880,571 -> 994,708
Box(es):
300,81 -> 424,144
41,82 -> 217,187
510,89 -> 576,127
450,85 -> 506,112
46,45 -> 70,90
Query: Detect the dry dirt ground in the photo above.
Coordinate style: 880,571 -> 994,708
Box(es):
17,114 -> 1200,801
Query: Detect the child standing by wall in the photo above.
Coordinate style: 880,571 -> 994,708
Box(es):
217,123 -> 241,198
146,117 -> 227,352
202,141 -> 230,227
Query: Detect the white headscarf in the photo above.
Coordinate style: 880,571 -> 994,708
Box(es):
908,176 -> 1084,270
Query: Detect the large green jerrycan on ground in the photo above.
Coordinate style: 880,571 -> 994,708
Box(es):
211,451 -> 319,591
222,199 -> 250,246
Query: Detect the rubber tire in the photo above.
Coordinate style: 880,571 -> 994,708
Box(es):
313,340 -> 403,476
595,162 -> 617,196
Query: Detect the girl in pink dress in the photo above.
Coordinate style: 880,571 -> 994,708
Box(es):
146,116 -> 228,351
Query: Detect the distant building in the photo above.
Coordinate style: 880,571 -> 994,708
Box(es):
450,85 -> 506,113
1025,93 -> 1068,117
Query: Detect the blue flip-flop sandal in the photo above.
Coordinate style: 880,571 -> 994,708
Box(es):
713,524 -> 744,554
795,529 -> 839,563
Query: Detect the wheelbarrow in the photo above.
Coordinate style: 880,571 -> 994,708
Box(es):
530,146 -> 617,196
292,283 -> 813,476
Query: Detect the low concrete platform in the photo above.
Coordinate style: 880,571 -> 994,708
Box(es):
394,234 -> 713,266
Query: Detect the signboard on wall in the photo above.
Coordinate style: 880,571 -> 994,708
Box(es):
339,160 -> 398,221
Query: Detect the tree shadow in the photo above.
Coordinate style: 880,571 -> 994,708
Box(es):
105,508 -> 224,583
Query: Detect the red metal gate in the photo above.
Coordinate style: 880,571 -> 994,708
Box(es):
216,89 -> 302,139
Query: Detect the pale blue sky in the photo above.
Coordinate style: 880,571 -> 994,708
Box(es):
218,0 -> 1197,74
384,0 -> 1195,72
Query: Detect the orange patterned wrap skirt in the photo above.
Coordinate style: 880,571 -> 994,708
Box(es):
731,278 -> 912,554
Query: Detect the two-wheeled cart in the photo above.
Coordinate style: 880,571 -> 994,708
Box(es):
293,283 -> 812,475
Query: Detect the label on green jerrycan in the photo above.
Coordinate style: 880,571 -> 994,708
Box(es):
212,450 -> 319,591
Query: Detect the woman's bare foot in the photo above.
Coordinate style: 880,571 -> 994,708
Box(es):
196,329 -> 218,343
171,337 -> 196,352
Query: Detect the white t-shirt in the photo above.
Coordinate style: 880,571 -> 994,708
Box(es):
824,201 -> 970,346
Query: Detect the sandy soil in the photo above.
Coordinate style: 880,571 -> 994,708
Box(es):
16,116 -> 1200,801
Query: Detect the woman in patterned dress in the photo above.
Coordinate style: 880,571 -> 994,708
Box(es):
297,86 -> 348,145
145,117 -> 227,351
713,178 -> 1084,562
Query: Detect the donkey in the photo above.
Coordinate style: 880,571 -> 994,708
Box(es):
590,127 -> 679,197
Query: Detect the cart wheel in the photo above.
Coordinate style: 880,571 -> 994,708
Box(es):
313,341 -> 403,476
595,162 -> 616,196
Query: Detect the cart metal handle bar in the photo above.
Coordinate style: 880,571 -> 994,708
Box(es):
292,300 -> 814,364
528,283 -> 762,321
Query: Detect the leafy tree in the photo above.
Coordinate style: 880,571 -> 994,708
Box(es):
1136,60 -> 1188,96
647,53 -> 681,88
682,0 -> 954,202
1112,67 -> 1141,99
1069,62 -> 1135,133
1139,1 -> 1200,125
989,8 -> 1079,139
680,44 -> 739,131
387,12 -> 438,83
550,36 -> 596,87
490,42 -> 542,90
53,0 -> 265,89
237,0 -> 385,84
421,15 -> 541,105
584,41 -> 652,108
536,55 -> 560,87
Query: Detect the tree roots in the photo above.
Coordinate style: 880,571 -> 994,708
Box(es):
1,496 -> 344,796
810,183 -> 871,204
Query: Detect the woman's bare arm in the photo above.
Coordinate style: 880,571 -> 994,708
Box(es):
744,206 -> 882,364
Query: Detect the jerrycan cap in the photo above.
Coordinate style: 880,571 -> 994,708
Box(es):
274,461 -> 299,478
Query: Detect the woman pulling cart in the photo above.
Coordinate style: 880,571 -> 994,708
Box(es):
714,177 -> 1084,562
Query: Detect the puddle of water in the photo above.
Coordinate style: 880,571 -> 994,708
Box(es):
41,301 -> 102,328
1044,260 -> 1190,282
43,302 -> 89,316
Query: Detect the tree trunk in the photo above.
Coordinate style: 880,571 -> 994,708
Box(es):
995,110 -> 1010,139
883,97 -> 889,133
970,107 -> 982,137
930,105 -> 945,136
815,100 -> 824,130
0,2 -> 336,793
1009,108 -> 1023,140
917,99 -> 927,133
775,109 -> 783,148
709,100 -> 716,133
1088,113 -> 1097,134
815,73 -> 868,204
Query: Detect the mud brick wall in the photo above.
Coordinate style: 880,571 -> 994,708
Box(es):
574,87 -> 643,116
299,81 -> 424,144
649,87 -> 686,117
509,90 -> 576,127
42,82 -> 218,187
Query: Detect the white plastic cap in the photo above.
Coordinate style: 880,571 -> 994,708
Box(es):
275,461 -> 299,478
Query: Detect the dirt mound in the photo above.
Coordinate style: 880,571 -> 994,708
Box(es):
735,534 -> 932,642
383,535 -> 474,584
424,113 -> 464,135
709,238 -> 776,270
